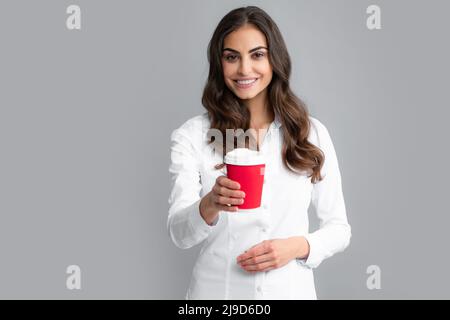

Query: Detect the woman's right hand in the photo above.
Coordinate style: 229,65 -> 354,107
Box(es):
199,175 -> 246,225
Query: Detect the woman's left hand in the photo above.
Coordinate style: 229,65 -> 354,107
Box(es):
236,237 -> 310,273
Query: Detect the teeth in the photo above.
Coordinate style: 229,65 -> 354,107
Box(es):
236,79 -> 257,85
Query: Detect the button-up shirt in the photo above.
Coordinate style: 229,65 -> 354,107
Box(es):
167,112 -> 351,299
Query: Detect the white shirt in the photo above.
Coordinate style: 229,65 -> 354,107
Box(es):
167,112 -> 351,300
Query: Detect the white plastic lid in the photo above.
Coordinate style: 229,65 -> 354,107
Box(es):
224,148 -> 265,166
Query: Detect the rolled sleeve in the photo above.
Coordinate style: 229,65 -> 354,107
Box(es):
299,119 -> 352,269
167,126 -> 217,249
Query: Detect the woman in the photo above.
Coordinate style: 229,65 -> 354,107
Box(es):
167,6 -> 351,300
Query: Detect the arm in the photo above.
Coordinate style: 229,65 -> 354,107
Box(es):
167,126 -> 217,249
298,119 -> 352,269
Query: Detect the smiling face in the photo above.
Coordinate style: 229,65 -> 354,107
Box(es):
221,24 -> 273,101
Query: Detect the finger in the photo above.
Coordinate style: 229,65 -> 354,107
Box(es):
239,252 -> 273,267
211,195 -> 241,212
213,185 -> 246,198
216,204 -> 239,212
241,261 -> 275,272
216,176 -> 241,190
215,195 -> 244,206
237,241 -> 271,263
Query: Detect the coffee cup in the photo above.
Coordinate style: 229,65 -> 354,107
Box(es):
223,148 -> 265,210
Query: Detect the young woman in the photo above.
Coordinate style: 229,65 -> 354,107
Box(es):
168,6 -> 351,300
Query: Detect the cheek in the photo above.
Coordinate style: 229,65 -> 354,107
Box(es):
222,63 -> 235,79
258,65 -> 273,84
261,63 -> 273,78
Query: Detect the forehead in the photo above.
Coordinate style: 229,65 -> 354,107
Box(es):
223,24 -> 267,49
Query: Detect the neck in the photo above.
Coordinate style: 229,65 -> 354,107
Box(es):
243,89 -> 274,130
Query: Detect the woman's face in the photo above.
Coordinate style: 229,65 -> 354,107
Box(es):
222,24 -> 273,101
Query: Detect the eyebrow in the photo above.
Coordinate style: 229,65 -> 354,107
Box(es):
222,46 -> 268,54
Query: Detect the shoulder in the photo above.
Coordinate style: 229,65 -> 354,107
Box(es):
170,112 -> 209,148
308,115 -> 330,135
307,115 -> 331,147
173,112 -> 208,133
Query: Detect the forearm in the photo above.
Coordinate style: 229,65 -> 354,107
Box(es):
199,192 -> 220,226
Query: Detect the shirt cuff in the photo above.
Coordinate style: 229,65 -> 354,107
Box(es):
296,233 -> 322,269
187,199 -> 219,236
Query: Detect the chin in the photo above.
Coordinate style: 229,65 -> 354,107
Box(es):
231,88 -> 261,100
236,93 -> 256,100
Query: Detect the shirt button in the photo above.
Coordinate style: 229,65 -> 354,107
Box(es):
256,286 -> 262,292
263,204 -> 268,210
261,227 -> 267,233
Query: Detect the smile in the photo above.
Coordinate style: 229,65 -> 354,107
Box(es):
234,78 -> 258,89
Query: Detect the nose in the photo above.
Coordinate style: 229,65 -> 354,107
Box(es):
238,56 -> 252,75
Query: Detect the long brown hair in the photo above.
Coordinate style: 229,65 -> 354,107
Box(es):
202,6 -> 324,183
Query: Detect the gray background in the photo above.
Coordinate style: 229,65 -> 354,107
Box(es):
0,0 -> 449,299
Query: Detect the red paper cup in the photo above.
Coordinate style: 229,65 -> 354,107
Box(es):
224,148 -> 265,210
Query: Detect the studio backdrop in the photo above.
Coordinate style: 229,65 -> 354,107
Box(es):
0,0 -> 449,299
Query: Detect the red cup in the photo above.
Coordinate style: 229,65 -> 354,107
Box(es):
224,148 -> 265,210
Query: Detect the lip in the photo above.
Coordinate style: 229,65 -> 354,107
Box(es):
233,78 -> 258,89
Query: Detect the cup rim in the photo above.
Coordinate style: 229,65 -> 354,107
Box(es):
224,148 -> 265,166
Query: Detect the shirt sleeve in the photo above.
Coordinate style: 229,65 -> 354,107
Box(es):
167,125 -> 218,250
298,119 -> 352,269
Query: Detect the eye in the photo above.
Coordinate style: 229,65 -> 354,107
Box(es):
225,55 -> 238,62
253,51 -> 265,59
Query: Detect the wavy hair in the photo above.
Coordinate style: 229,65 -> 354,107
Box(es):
202,6 -> 324,183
